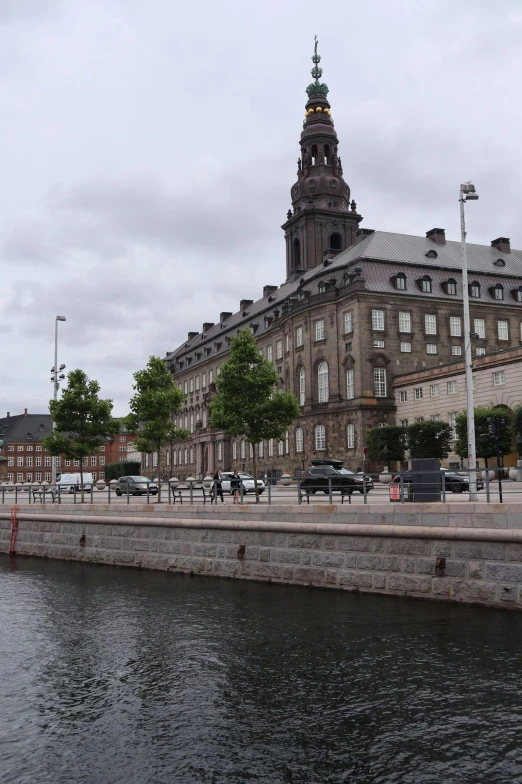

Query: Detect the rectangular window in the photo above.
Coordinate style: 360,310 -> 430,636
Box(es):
493,370 -> 505,386
474,318 -> 485,339
100,472 -> 105,480
430,384 -> 440,397
45,472 -> 51,482
422,279 -> 432,293
55,457 -> 61,467
498,320 -> 509,340
202,410 -> 207,428
82,457 -> 88,466
286,335 -> 290,353
119,445 -> 126,452
372,310 -> 384,331
258,441 -> 264,458
346,369 -> 354,400
415,417 -> 425,423
278,439 -> 284,456
99,445 -> 105,452
27,446 -> 33,452
347,423 -> 355,449
268,438 -> 274,457
425,314 -> 437,335
190,414 -> 194,434
426,344 -> 437,354
7,457 -> 13,467
202,372 -> 207,388
232,441 -> 237,460
398,312 -> 411,332
295,429 -> 303,453
473,376 -> 477,389
184,381 -> 188,394
45,456 -> 51,467
36,457 -> 42,466
315,319 -> 325,341
448,412 -> 457,439
217,441 -> 223,460
35,445 -> 41,452
119,435 -> 126,442
276,340 -> 283,360
400,342 -> 412,353
119,456 -> 126,463
450,317 -> 461,337
241,440 -> 246,459
373,340 -> 385,349
65,459 -> 71,466
17,456 -> 23,466
26,473 -> 33,481
195,375 -> 200,391
74,459 -> 80,466
90,456 -> 96,466
373,368 -> 386,397
447,381 -> 457,394
396,275 -> 406,291
430,414 -> 441,421
267,346 -> 273,361
26,456 -> 32,467
344,312 -> 352,334
8,446 -> 14,452
414,387 -> 423,400
495,286 -> 504,301
189,378 -> 194,393
296,326 -> 303,347
99,456 -> 105,466
7,473 -> 14,481
476,347 -> 486,356
34,472 -> 41,481
451,346 -> 462,356
399,391 -> 407,402
299,369 -> 305,406
209,370 -> 213,384
17,473 -> 23,482
17,446 -> 23,452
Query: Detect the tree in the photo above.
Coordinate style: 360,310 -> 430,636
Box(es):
366,426 -> 406,466
407,421 -> 452,460
127,356 -> 185,502
43,369 -> 117,502
210,329 -> 300,502
455,405 -> 513,466
164,421 -> 190,478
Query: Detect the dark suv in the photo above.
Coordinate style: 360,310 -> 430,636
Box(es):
115,476 -> 158,496
300,459 -> 374,495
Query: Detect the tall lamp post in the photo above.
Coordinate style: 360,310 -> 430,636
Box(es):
460,182 -> 479,501
50,316 -> 67,486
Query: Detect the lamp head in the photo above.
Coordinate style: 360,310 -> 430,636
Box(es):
465,192 -> 479,201
56,316 -> 66,322
460,181 -> 477,194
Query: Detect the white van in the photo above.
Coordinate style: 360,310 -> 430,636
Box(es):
56,472 -> 94,493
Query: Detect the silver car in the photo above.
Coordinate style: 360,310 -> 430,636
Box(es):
219,472 -> 266,495
115,476 -> 158,496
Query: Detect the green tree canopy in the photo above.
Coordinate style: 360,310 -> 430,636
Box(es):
210,329 -> 300,501
366,426 -> 406,465
407,421 -> 452,460
43,369 -> 118,501
127,356 -> 185,501
455,405 -> 513,464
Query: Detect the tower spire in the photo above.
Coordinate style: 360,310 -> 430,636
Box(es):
307,36 -> 329,98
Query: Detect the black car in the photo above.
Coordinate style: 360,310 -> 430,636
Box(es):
115,476 -> 158,496
300,458 -> 374,495
392,468 -> 483,493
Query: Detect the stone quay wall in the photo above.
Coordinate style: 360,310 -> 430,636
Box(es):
3,503 -> 522,609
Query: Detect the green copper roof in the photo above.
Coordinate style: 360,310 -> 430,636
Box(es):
306,36 -> 329,98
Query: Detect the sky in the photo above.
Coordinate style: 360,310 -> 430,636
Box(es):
1,0 -> 522,416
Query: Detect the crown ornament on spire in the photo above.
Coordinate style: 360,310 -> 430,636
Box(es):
306,36 -> 329,98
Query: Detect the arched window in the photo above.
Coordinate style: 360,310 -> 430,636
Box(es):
346,423 -> 355,449
330,232 -> 342,250
315,424 -> 326,451
470,281 -> 481,298
395,272 -> 406,291
318,361 -> 329,403
292,237 -> 300,269
494,283 -> 504,301
318,281 -> 326,294
324,144 -> 330,165
311,144 -> 317,165
299,367 -> 305,406
446,278 -> 457,296
295,427 -> 304,453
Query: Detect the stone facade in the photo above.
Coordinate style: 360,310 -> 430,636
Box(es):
4,503 -> 522,609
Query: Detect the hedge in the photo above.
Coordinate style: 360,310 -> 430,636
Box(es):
104,461 -> 141,481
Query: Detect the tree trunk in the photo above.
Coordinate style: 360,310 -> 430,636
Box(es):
157,442 -> 162,503
252,444 -> 259,504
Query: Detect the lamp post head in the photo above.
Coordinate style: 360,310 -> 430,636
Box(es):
56,316 -> 66,322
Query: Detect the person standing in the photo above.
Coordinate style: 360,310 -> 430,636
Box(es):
230,469 -> 241,505
212,469 -> 224,504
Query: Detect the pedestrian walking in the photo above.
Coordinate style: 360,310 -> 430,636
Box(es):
211,469 -> 225,504
230,469 -> 241,505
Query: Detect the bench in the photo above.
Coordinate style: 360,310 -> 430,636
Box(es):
31,488 -> 57,503
171,487 -> 209,505
299,488 -> 351,505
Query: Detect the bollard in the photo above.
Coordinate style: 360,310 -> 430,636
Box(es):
363,473 -> 367,504
190,482 -> 193,505
485,469 -> 490,503
168,482 -> 171,504
127,484 -> 130,505
147,483 -> 150,504
328,476 -> 333,504
240,480 -> 244,505
268,479 -> 271,505
297,478 -> 302,505
442,475 -> 446,503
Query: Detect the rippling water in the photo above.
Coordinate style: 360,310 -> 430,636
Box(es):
1,557 -> 522,783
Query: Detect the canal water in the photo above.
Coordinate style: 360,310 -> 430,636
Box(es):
1,557 -> 522,784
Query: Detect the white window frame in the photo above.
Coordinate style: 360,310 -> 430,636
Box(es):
399,390 -> 407,402
425,314 -> 437,335
344,312 -> 352,334
299,367 -> 305,406
426,344 -> 437,355
474,319 -> 485,339
450,316 -> 462,337
373,368 -> 386,398
430,384 -> 440,397
296,326 -> 303,347
346,423 -> 355,449
371,310 -> 384,331
400,342 -> 412,353
493,370 -> 505,386
232,441 -> 237,460
315,319 -> 325,341
451,346 -> 462,356
447,381 -> 457,394
414,387 -> 423,400
346,369 -> 354,400
295,427 -> 304,453
398,312 -> 411,333
314,424 -> 326,451
276,340 -> 283,360
498,320 -> 509,340
318,362 -> 329,403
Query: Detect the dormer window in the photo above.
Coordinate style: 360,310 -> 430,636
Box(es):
418,275 -> 432,293
494,258 -> 506,267
394,272 -> 406,291
493,283 -> 504,301
446,278 -> 457,296
470,281 -> 481,298
318,282 -> 326,294
512,286 -> 522,303
425,250 -> 438,259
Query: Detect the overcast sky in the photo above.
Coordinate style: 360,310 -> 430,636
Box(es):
2,0 -> 522,416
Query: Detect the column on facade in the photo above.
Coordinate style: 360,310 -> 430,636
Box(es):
208,441 -> 215,474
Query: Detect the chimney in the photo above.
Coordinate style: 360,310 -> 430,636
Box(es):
6,412 -> 10,418
240,299 -> 254,312
187,331 -> 199,340
24,408 -> 28,416
263,285 -> 278,298
356,228 -> 374,240
220,311 -> 232,323
491,237 -> 511,254
202,322 -> 214,333
426,228 -> 446,244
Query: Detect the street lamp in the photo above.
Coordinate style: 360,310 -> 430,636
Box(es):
460,182 -> 479,501
51,316 -> 66,486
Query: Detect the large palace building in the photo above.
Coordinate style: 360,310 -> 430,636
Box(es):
163,43 -> 522,480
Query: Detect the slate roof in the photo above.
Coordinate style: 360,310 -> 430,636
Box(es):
0,414 -> 52,444
167,231 -> 522,367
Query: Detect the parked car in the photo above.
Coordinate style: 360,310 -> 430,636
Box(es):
115,476 -> 158,496
56,472 -> 94,493
392,468 -> 483,493
219,472 -> 266,495
300,458 -> 374,495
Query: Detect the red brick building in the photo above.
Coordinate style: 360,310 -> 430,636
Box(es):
0,410 -> 137,483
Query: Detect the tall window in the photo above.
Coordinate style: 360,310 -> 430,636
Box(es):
318,362 -> 329,403
374,368 -> 386,397
258,441 -> 264,458
425,314 -> 437,335
430,384 -> 440,397
195,376 -> 200,391
295,427 -> 304,453
202,372 -> 207,388
346,369 -> 354,400
448,412 -> 457,439
315,425 -> 326,451
209,370 -> 213,384
372,310 -> 384,331
315,320 -> 325,341
421,277 -> 432,293
447,381 -> 457,394
447,279 -> 457,295
494,284 -> 504,301
153,452 -> 158,466
276,340 -> 283,360
296,326 -> 303,347
493,371 -> 505,386
202,409 -> 207,428
232,441 -> 237,460
450,317 -> 461,337
268,439 -> 274,457
190,414 -> 194,433
414,387 -> 423,400
498,320 -> 509,340
278,439 -> 284,456
189,378 -> 194,393
299,367 -> 306,406
395,273 -> 406,290
346,424 -> 355,449
474,318 -> 485,339
398,312 -> 411,332
241,440 -> 246,459
470,282 -> 480,298
344,312 -> 353,333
